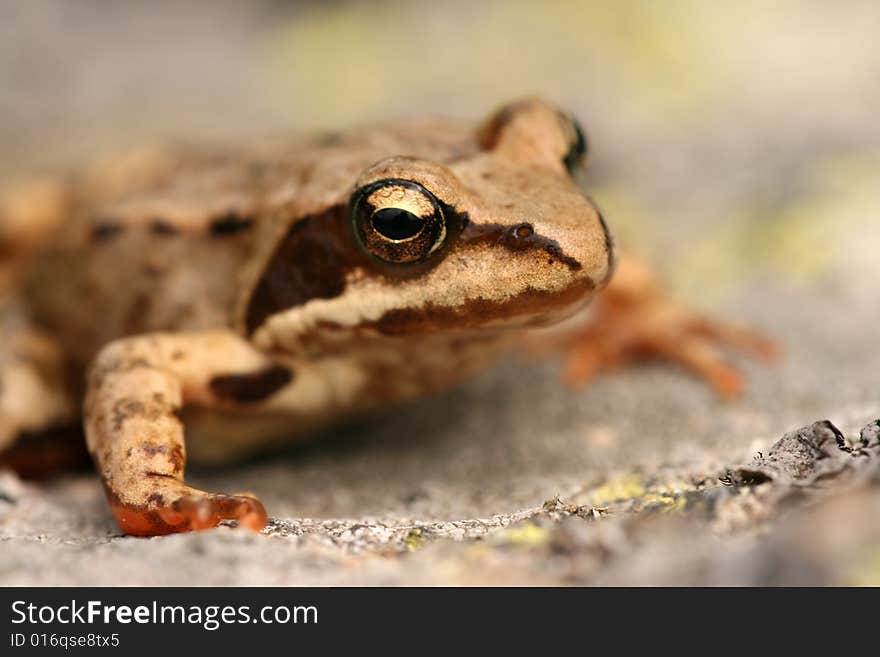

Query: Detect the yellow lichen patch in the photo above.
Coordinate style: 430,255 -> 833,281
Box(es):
647,478 -> 701,513
491,522 -> 550,549
403,528 -> 428,552
670,154 -> 880,299
589,474 -> 646,506
587,474 -> 695,514
643,493 -> 687,513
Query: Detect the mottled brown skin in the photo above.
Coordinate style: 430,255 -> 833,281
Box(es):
0,99 -> 771,536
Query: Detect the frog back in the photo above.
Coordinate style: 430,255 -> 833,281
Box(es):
22,142 -> 289,366
22,123 -> 479,368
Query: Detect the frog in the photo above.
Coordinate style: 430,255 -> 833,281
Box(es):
0,98 -> 775,536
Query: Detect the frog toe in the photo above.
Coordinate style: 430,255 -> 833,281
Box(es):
110,486 -> 268,536
560,310 -> 775,400
159,492 -> 267,533
685,317 -> 780,363
553,252 -> 779,399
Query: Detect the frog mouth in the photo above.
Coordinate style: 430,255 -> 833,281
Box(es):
354,276 -> 596,336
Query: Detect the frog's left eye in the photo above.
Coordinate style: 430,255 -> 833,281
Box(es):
351,179 -> 447,265
562,115 -> 588,173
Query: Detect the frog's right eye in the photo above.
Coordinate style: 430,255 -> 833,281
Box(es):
561,115 -> 588,173
350,179 -> 447,265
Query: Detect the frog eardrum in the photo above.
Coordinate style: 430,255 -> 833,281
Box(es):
350,179 -> 447,265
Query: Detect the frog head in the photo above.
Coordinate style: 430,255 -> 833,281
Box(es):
244,99 -> 614,353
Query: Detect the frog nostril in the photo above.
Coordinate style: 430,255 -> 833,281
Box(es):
513,223 -> 534,239
502,222 -> 536,250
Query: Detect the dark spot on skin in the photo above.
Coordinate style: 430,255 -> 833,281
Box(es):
170,350 -> 185,361
169,444 -> 184,471
111,398 -> 145,431
108,393 -> 174,432
210,211 -> 253,236
149,219 -> 178,236
245,204 -> 352,334
147,493 -> 165,506
134,440 -> 183,474
142,262 -> 165,277
210,365 -> 293,403
462,221 -> 582,271
541,243 -> 580,271
317,132 -> 344,147
91,221 -> 123,242
140,444 -> 169,457
144,471 -> 170,480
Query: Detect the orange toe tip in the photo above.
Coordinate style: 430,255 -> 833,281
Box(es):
230,495 -> 268,532
239,507 -> 268,532
110,494 -> 269,537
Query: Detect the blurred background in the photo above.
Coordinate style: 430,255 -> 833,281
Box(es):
2,0 -> 879,301
2,0 -> 880,584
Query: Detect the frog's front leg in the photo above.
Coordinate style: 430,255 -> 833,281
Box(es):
557,255 -> 777,399
85,331 -> 286,536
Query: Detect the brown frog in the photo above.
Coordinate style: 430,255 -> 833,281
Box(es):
0,99 -> 774,536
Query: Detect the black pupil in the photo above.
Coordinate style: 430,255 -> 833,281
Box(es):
371,207 -> 425,240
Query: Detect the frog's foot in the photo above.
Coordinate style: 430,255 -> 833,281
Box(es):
108,480 -> 267,537
86,331 -> 289,536
561,256 -> 777,399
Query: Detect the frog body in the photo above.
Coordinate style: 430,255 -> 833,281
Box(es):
0,99 -> 768,535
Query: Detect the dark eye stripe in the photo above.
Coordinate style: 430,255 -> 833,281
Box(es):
244,204 -> 350,335
460,221 -> 582,272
